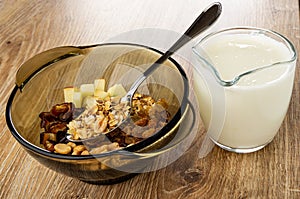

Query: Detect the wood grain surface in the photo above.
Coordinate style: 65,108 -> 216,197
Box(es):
0,0 -> 299,198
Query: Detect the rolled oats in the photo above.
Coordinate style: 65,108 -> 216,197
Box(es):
67,97 -> 130,140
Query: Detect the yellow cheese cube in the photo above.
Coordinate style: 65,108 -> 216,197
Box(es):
94,79 -> 106,92
63,87 -> 75,103
73,91 -> 82,108
107,84 -> 127,97
80,84 -> 94,98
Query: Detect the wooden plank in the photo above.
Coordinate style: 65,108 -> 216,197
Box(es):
0,0 -> 299,198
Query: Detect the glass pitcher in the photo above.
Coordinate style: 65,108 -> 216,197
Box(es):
192,27 -> 297,153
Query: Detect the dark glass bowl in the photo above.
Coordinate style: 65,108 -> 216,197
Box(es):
6,43 -> 198,184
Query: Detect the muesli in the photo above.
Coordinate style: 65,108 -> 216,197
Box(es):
39,79 -> 170,155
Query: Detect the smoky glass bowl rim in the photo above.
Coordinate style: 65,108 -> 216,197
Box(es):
192,26 -> 297,87
5,42 -> 192,161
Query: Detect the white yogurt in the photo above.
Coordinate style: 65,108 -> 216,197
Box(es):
193,32 -> 296,151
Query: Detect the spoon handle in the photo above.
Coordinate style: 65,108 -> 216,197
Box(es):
143,2 -> 222,77
124,2 -> 222,103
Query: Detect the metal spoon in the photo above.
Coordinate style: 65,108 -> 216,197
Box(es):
67,2 -> 222,143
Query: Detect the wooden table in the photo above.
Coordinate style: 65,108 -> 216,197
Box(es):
0,0 -> 299,198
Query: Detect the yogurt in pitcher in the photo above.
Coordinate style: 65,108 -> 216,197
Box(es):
193,29 -> 296,152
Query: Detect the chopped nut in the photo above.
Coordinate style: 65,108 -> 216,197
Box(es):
67,142 -> 76,148
81,150 -> 90,155
108,118 -> 118,128
73,145 -> 86,153
71,150 -> 81,155
54,143 -> 72,154
99,117 -> 108,133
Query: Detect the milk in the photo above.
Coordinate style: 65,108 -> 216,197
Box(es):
193,32 -> 296,151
